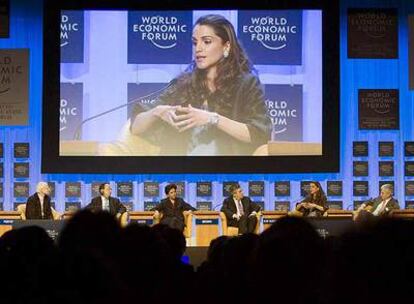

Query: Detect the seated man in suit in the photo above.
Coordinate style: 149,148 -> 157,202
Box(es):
26,182 -> 56,219
152,183 -> 196,232
86,183 -> 127,216
354,183 -> 399,221
221,184 -> 261,234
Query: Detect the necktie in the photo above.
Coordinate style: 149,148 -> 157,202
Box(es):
238,200 -> 244,216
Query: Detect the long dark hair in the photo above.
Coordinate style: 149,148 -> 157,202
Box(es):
309,181 -> 326,206
173,14 -> 253,103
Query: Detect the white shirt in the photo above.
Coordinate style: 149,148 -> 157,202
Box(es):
372,197 -> 391,216
37,193 -> 45,218
101,196 -> 110,211
233,198 -> 244,217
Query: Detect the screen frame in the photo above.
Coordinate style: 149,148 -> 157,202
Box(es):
42,0 -> 340,174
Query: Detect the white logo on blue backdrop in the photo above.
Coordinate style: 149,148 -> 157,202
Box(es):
60,10 -> 84,63
60,83 -> 83,140
128,11 -> 192,64
265,84 -> 303,141
238,11 -> 302,65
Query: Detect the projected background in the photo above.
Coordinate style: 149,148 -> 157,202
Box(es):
59,9 -> 322,156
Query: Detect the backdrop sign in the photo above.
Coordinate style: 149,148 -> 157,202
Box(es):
14,142 -> 29,158
274,201 -> 290,211
274,181 -> 290,196
353,181 -> 369,196
348,8 -> 398,58
117,182 -> 133,197
378,141 -> 394,157
405,142 -> 414,157
196,182 -> 212,197
265,84 -> 303,141
13,182 -> 29,197
60,83 -> 83,140
144,182 -> 159,197
358,89 -> 399,130
13,162 -> 29,178
91,182 -> 104,197
128,11 -> 192,64
353,161 -> 369,177
0,49 -> 29,125
327,181 -> 343,196
249,181 -> 265,197
65,182 -> 81,197
405,181 -> 414,196
379,161 -> 394,177
196,201 -> 212,211
223,182 -> 238,197
353,141 -> 368,157
238,10 -> 302,65
405,162 -> 414,176
61,10 -> 84,63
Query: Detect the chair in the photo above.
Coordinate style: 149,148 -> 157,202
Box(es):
98,119 -> 161,156
219,212 -> 261,236
117,212 -> 129,227
153,211 -> 193,239
16,204 -> 62,220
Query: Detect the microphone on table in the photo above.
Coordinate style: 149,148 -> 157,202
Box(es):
72,80 -> 177,140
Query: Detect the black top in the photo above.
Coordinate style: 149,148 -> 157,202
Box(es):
297,195 -> 329,217
25,193 -> 53,220
85,196 -> 127,216
152,197 -> 196,222
132,73 -> 272,155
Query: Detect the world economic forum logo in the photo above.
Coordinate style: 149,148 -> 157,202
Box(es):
128,11 -> 192,64
238,11 -> 303,65
0,55 -> 22,95
60,11 -> 84,63
60,83 -> 83,140
264,84 -> 303,141
242,16 -> 297,50
132,15 -> 187,49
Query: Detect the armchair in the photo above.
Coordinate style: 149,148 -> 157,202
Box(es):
219,211 -> 261,236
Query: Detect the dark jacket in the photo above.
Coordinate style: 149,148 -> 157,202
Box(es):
221,196 -> 261,227
152,197 -> 196,223
25,193 -> 53,220
133,73 -> 272,155
297,195 -> 328,217
86,196 -> 127,216
367,196 -> 399,216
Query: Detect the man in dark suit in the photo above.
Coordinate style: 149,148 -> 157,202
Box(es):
355,184 -> 399,220
221,184 -> 261,234
152,183 -> 196,231
25,182 -> 55,219
86,183 -> 126,216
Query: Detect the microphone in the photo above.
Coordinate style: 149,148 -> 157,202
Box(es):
213,203 -> 223,211
72,80 -> 176,140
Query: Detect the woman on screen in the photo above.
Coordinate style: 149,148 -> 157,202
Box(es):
131,14 -> 271,156
294,181 -> 328,217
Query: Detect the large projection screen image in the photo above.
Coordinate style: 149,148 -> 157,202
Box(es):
59,9 -> 322,157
